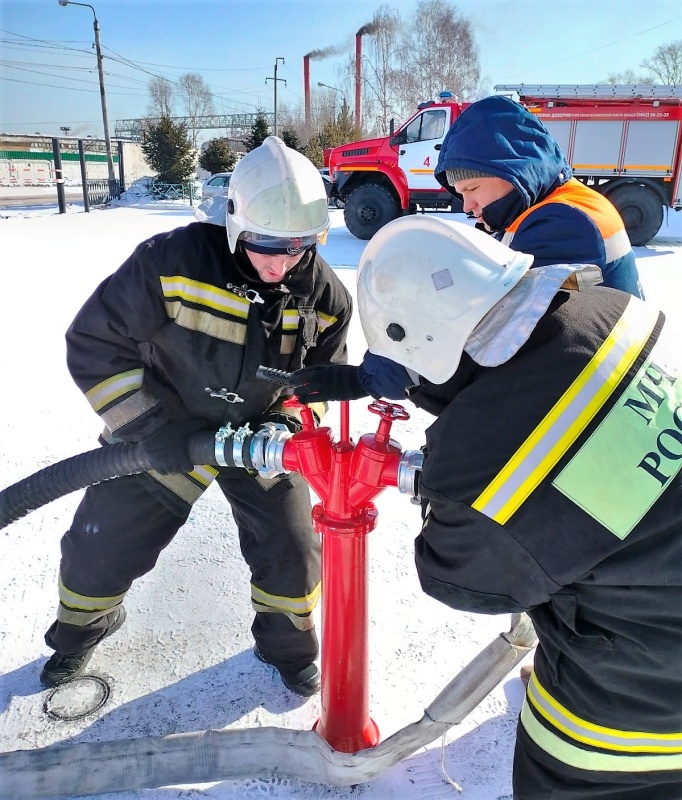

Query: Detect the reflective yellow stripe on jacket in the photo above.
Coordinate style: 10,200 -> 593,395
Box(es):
148,464 -> 218,505
473,297 -> 659,524
162,276 -> 251,345
521,672 -> 682,771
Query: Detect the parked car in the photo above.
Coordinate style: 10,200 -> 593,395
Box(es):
201,172 -> 232,198
319,168 -> 344,208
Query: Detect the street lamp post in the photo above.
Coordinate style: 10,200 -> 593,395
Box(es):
317,82 -> 347,121
58,0 -> 116,185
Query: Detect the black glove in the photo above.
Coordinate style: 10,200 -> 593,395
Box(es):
290,365 -> 368,403
137,419 -> 206,475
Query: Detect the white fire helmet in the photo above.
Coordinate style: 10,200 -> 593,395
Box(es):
226,136 -> 330,254
357,216 -> 533,383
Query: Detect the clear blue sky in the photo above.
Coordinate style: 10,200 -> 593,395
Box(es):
1,0 -> 681,140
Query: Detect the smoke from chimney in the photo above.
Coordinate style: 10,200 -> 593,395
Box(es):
303,24 -> 384,134
304,41 -> 352,131
305,44 -> 348,60
356,22 -> 381,36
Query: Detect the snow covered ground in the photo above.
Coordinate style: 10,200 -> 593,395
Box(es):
1,196 -> 681,800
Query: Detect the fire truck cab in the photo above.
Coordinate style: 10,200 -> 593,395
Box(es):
328,84 -> 682,245
327,91 -> 464,240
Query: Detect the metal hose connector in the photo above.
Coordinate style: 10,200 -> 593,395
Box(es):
396,449 -> 424,502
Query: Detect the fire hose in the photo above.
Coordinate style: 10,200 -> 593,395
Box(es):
0,366 -> 421,531
0,367 -> 537,798
0,613 -> 536,799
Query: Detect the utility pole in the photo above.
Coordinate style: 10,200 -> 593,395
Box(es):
58,0 -> 116,186
266,58 -> 286,138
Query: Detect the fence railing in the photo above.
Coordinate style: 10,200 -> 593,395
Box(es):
121,180 -> 196,206
85,178 -> 122,207
146,181 -> 196,203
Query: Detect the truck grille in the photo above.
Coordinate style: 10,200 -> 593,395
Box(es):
341,147 -> 370,157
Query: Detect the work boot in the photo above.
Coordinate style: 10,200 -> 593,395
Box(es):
40,606 -> 127,688
254,645 -> 321,697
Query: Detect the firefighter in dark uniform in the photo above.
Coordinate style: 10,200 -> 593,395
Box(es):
295,216 -> 682,798
40,137 -> 353,697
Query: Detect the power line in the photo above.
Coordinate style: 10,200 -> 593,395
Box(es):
505,15 -> 682,79
0,27 -> 301,116
0,58 -> 152,92
1,118 -> 100,125
0,74 -> 147,96
101,45 -> 269,73
1,37 -> 264,113
0,58 -> 95,72
0,28 -> 95,57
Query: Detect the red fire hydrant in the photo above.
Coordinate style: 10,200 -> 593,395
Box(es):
279,398 -> 414,753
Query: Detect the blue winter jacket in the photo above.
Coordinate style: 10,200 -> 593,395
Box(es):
359,95 -> 644,400
434,95 -> 641,296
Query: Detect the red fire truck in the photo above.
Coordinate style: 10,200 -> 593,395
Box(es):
326,85 -> 682,245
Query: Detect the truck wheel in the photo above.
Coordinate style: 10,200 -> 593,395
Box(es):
344,184 -> 400,240
607,184 -> 664,246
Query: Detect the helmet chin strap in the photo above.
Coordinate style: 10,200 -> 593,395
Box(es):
464,264 -> 603,367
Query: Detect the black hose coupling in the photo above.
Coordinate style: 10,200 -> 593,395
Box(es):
213,421 -> 293,479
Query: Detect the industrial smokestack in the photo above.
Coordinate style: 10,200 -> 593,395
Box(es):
304,45 -> 346,132
354,23 -> 380,132
303,55 -> 311,130
355,34 -> 362,132
357,22 -> 380,36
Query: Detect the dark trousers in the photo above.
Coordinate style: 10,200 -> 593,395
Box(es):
45,468 -> 320,669
513,725 -> 682,800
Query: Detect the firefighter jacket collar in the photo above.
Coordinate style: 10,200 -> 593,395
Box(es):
232,243 -> 316,297
464,263 -> 603,367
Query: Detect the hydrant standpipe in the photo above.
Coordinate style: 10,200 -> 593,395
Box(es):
278,397 -> 417,752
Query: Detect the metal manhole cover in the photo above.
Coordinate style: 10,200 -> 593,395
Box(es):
43,675 -> 111,721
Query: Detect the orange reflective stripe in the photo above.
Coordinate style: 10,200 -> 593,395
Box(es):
506,178 -> 624,240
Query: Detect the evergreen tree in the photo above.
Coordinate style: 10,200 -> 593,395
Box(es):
304,111 -> 361,168
244,111 -> 270,152
303,137 -> 325,168
280,126 -> 301,151
199,138 -> 238,174
142,116 -> 195,183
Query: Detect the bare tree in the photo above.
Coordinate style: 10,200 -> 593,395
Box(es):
177,72 -> 215,147
604,69 -> 653,85
276,100 -> 307,144
394,0 -> 480,113
147,77 -> 174,118
641,40 -> 682,84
